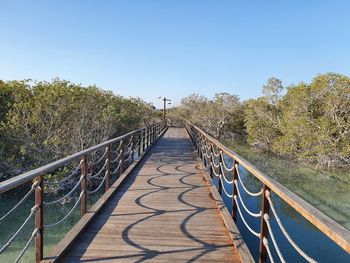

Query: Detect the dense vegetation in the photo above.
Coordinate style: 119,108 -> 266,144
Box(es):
171,73 -> 350,168
0,79 -> 157,181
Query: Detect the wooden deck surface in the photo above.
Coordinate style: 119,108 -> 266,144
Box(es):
62,128 -> 241,262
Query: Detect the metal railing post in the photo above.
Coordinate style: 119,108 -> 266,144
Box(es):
105,145 -> 111,191
259,185 -> 270,263
120,140 -> 124,176
34,176 -> 43,263
232,161 -> 239,221
143,128 -> 146,152
81,155 -> 87,217
209,142 -> 214,179
217,148 -> 223,196
130,142 -> 134,163
138,131 -> 142,157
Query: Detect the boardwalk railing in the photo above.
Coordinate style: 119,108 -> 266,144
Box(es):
185,121 -> 350,263
0,120 -> 166,263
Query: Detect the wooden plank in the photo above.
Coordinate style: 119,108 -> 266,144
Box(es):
53,128 -> 251,262
188,122 -> 350,254
43,128 -> 168,263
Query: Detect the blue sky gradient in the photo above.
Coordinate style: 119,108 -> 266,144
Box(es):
1,1 -> 349,108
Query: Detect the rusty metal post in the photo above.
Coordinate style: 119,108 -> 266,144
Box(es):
81,155 -> 87,217
119,140 -> 124,177
217,149 -> 223,196
130,143 -> 134,163
259,185 -> 270,263
209,143 -> 214,179
138,131 -> 142,157
232,161 -> 238,221
148,126 -> 151,146
34,176 -> 43,263
142,128 -> 146,152
105,145 -> 111,191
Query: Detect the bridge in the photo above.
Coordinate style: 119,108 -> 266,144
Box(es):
0,121 -> 349,262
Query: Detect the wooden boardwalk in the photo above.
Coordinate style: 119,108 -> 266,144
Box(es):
62,128 -> 241,262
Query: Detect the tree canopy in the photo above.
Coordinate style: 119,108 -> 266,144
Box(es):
0,79 -> 157,180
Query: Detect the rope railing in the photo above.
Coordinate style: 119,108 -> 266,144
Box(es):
219,176 -> 233,198
0,120 -> 166,262
185,120 -> 350,262
44,160 -> 82,187
111,160 -> 122,175
0,205 -> 38,254
123,145 -> 133,158
87,159 -> 108,180
14,228 -> 38,263
234,180 -> 261,218
235,164 -> 263,197
111,140 -> 123,154
266,192 -> 318,263
110,150 -> 122,164
89,148 -> 108,167
43,176 -> 83,206
125,135 -> 133,149
44,192 -> 83,229
0,181 -> 38,223
220,152 -> 235,172
263,237 -> 275,263
219,163 -> 234,184
234,195 -> 260,238
87,172 -> 108,195
264,213 -> 286,263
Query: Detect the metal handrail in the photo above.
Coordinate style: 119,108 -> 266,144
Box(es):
0,121 -> 164,194
0,120 -> 167,263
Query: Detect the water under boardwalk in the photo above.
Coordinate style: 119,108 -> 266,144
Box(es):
62,128 -> 241,262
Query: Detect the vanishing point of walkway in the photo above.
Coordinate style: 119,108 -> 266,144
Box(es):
62,128 -> 240,262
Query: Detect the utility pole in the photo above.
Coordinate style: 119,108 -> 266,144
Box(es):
158,97 -> 171,119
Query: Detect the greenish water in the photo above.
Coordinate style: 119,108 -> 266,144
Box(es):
0,178 -> 107,262
224,137 -> 350,230
0,143 -> 133,262
217,137 -> 350,262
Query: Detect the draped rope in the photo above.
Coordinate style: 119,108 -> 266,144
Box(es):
45,160 -> 82,187
89,148 -> 107,166
234,180 -> 261,218
264,213 -> 286,263
210,163 -> 220,178
263,237 -> 275,263
267,193 -> 318,263
14,228 -> 38,263
233,195 -> 260,237
235,164 -> 263,197
44,176 -> 83,206
219,177 -> 233,198
111,140 -> 123,154
87,172 -> 107,195
111,160 -> 122,175
0,205 -> 38,254
110,150 -> 122,164
44,193 -> 83,229
0,181 -> 38,223
212,147 -> 220,157
88,159 -> 108,180
220,152 -> 235,171
219,163 -> 234,184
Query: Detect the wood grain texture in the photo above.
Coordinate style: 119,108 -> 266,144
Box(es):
61,128 -> 243,262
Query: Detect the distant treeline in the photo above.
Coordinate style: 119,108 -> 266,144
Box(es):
169,73 -> 350,168
0,78 -> 158,180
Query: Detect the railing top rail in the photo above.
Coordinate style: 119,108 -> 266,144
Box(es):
0,121 -> 163,194
186,120 -> 350,254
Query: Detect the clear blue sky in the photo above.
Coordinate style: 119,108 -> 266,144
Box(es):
1,1 -> 349,108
